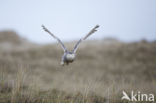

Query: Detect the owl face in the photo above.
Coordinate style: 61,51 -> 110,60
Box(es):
66,53 -> 75,60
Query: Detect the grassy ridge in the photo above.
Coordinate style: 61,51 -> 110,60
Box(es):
0,31 -> 156,103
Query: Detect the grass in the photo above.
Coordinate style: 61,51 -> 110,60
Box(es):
0,68 -> 107,103
0,31 -> 156,103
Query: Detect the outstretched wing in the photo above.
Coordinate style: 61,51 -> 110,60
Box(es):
72,25 -> 99,53
42,25 -> 67,52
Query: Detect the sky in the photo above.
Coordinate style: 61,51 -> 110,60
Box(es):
0,0 -> 156,43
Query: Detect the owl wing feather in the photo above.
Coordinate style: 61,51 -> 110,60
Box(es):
72,25 -> 99,53
42,25 -> 67,52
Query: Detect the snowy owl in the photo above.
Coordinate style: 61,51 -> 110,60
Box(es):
42,25 -> 99,65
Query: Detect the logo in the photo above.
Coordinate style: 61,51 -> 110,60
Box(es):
121,91 -> 155,102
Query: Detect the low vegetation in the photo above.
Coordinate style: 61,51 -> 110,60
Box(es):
0,31 -> 156,103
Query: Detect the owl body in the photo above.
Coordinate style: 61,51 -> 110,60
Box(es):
61,52 -> 76,65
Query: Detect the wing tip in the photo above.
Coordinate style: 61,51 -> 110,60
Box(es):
41,24 -> 45,28
96,24 -> 100,28
41,24 -> 48,32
